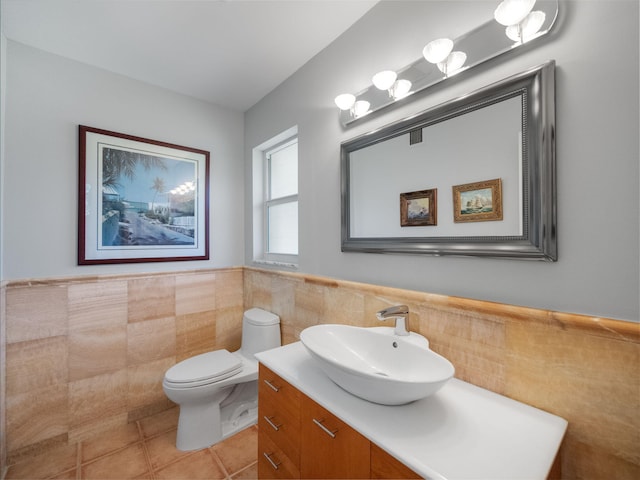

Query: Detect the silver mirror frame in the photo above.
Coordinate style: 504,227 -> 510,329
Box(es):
341,61 -> 557,261
340,0 -> 559,126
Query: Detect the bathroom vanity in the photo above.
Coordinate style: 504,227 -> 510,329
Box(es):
255,342 -> 567,480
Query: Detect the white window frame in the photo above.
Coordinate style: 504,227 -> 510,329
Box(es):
252,126 -> 298,267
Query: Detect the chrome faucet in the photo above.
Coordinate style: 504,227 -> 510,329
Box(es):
376,305 -> 410,336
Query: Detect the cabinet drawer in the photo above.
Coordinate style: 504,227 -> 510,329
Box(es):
259,364 -> 301,419
370,443 -> 421,479
300,394 -> 370,479
258,430 -> 301,479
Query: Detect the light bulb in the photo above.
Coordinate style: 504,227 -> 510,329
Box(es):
506,10 -> 546,42
392,79 -> 412,100
372,70 -> 398,91
423,38 -> 454,64
437,51 -> 467,76
353,100 -> 370,118
494,0 -> 536,26
334,93 -> 356,111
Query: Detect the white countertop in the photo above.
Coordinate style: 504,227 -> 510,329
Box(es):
256,342 -> 567,480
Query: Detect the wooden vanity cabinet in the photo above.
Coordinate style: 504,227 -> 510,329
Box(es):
258,364 -> 421,480
258,364 -> 301,479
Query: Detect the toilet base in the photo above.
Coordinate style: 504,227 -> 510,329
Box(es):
175,395 -> 258,451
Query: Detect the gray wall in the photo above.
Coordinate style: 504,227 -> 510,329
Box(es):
244,0 -> 640,322
2,41 -> 245,279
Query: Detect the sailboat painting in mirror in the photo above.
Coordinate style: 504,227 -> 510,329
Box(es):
453,178 -> 503,223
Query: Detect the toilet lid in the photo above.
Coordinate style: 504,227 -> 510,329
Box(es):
165,350 -> 242,384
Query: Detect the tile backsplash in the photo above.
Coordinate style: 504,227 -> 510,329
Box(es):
1,266 -> 638,479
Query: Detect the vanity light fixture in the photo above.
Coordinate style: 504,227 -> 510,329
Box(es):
372,70 -> 397,91
334,94 -> 371,119
334,93 -> 356,111
422,38 -> 454,64
392,79 -> 413,100
372,70 -> 413,100
505,10 -> 546,43
423,38 -> 467,78
494,0 -> 536,26
353,100 -> 371,118
333,0 -> 558,125
495,0 -> 545,44
437,51 -> 467,77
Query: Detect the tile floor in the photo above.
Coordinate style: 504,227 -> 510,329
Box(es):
4,407 -> 259,480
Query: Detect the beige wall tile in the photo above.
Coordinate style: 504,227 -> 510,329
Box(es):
0,283 -> 5,472
292,281 -> 324,336
69,326 -> 127,381
561,436 -> 640,480
176,273 -> 216,316
6,284 -> 68,343
6,336 -> 68,395
5,442 -> 77,479
271,275 -> 297,325
68,412 -> 129,445
2,268 -> 639,479
215,306 -> 243,353
81,421 -> 141,463
68,281 -> 127,332
324,287 -> 365,327
128,276 -> 175,323
68,369 -> 128,428
6,384 -> 68,452
176,311 -> 216,361
505,320 -> 640,467
244,270 -> 272,310
127,357 -> 175,411
128,317 -> 176,365
128,398 -> 175,423
215,269 -> 243,310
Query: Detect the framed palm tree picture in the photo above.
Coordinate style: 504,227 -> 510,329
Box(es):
78,125 -> 209,264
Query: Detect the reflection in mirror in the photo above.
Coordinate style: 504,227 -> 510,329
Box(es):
341,61 -> 556,260
338,0 -> 558,125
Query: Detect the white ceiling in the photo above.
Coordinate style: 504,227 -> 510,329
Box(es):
1,0 -> 378,111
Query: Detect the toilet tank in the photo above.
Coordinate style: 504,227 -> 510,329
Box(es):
240,308 -> 281,359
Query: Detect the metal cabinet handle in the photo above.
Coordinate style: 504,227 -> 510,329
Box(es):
313,418 -> 338,438
263,379 -> 280,392
263,415 -> 282,431
263,452 -> 281,470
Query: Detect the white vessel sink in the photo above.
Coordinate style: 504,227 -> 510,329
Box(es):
299,324 -> 454,405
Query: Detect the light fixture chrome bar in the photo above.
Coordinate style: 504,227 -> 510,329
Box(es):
338,0 -> 558,126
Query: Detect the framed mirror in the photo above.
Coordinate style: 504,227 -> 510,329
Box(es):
341,61 -> 556,261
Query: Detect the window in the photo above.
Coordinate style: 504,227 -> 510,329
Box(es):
252,127 -> 298,266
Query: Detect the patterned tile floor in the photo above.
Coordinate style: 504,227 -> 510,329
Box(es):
4,407 -> 258,479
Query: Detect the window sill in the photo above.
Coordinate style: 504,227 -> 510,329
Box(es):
252,259 -> 298,269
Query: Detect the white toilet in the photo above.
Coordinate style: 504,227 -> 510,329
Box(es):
163,307 -> 281,451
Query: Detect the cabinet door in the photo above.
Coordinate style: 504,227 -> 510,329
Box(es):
300,394 -> 370,479
370,443 -> 422,479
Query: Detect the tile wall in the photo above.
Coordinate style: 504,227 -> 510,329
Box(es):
244,268 -> 640,480
1,266 -> 638,479
1,268 -> 244,468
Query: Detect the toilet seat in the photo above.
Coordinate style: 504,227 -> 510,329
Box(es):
164,350 -> 242,388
